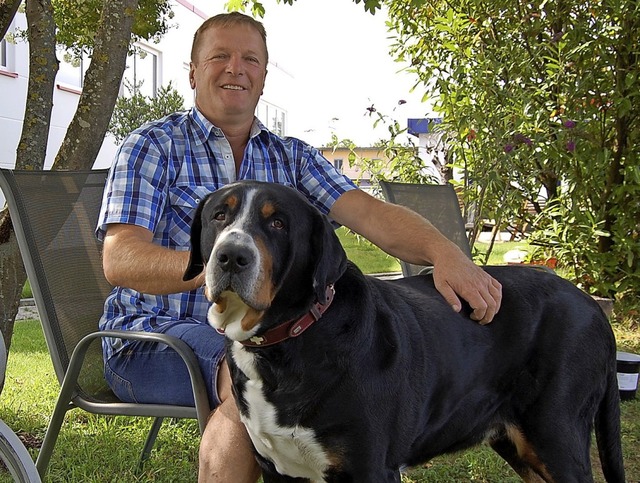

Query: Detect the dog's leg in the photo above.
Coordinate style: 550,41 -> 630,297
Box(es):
261,470 -> 310,483
497,422 -> 595,483
489,437 -> 546,482
343,469 -> 400,483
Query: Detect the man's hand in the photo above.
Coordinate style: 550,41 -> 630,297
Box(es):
330,189 -> 503,324
432,251 -> 502,324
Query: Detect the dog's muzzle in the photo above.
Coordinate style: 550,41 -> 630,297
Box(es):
215,236 -> 255,274
206,230 -> 267,310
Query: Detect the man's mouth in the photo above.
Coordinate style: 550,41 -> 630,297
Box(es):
221,84 -> 245,91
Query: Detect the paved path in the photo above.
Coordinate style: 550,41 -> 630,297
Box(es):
17,299 -> 39,321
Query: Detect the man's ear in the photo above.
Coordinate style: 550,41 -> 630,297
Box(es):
189,62 -> 196,89
183,196 -> 208,281
310,211 -> 347,304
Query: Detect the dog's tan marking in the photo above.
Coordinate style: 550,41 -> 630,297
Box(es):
506,424 -> 554,482
225,193 -> 239,210
253,237 -> 276,307
261,201 -> 276,218
240,307 -> 266,333
214,295 -> 228,313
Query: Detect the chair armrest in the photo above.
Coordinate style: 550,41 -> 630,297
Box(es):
66,330 -> 211,433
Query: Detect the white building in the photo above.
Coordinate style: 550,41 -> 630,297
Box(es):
0,0 -> 292,172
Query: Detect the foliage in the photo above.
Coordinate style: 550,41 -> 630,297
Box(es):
53,0 -> 173,56
108,80 -> 185,143
326,113 -> 440,194
385,0 -> 640,301
224,0 -> 386,16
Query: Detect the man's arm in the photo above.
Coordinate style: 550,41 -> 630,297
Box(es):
102,224 -> 205,295
329,189 -> 502,324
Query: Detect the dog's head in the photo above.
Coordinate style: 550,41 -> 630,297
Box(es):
183,181 -> 347,341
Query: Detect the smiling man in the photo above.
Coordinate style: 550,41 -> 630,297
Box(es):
97,12 -> 502,483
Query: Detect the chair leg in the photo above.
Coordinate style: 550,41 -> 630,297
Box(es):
35,399 -> 73,477
137,417 -> 164,470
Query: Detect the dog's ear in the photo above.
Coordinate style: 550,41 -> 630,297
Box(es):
310,211 -> 348,304
183,195 -> 208,281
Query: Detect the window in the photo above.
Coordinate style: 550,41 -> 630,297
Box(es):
122,46 -> 159,98
334,158 -> 343,173
56,47 -> 88,88
0,38 -> 7,69
256,100 -> 287,137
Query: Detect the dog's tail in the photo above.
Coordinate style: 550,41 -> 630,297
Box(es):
594,364 -> 625,483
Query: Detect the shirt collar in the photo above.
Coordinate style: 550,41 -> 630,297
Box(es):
190,106 -> 269,144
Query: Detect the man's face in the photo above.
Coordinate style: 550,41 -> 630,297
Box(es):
189,24 -> 268,124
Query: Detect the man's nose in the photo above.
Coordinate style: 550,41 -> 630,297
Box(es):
225,54 -> 244,76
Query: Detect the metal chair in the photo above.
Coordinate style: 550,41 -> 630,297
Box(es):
0,168 -> 211,477
379,180 -> 473,277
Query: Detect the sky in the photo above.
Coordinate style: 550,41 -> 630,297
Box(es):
256,0 -> 432,146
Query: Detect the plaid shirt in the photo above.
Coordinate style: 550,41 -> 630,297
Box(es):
97,107 -> 356,359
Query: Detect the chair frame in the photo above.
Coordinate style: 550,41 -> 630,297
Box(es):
0,168 -> 211,477
379,180 -> 473,277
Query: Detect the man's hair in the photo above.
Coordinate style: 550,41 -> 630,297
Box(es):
191,12 -> 269,64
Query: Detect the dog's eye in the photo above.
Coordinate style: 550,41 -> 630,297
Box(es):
214,211 -> 226,221
271,219 -> 285,230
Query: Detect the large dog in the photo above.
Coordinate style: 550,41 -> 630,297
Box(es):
183,180 -> 624,483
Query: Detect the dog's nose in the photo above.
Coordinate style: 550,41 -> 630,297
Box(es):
216,242 -> 254,273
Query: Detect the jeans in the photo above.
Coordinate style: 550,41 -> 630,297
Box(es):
105,320 -> 226,408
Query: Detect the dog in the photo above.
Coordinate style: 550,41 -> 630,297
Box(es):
183,180 -> 625,483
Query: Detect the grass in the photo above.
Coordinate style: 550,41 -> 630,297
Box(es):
337,227 -> 401,274
1,234 -> 638,481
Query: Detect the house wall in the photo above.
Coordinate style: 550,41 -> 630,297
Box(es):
319,146 -> 387,189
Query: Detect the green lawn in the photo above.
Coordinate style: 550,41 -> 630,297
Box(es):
339,226 -> 529,271
1,234 -> 638,481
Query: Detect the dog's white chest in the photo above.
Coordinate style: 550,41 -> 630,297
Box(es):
231,343 -> 331,481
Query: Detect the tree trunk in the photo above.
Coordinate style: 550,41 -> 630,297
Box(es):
0,0 -> 21,39
17,0 -> 59,171
0,225 -> 26,356
0,0 -> 58,392
53,0 -> 139,170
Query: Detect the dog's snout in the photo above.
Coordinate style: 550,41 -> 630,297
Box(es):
216,241 -> 254,273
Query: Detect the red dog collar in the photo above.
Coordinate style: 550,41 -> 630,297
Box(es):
236,285 -> 335,348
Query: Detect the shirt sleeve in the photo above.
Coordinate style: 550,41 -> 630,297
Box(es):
295,143 -> 357,215
96,132 -> 168,241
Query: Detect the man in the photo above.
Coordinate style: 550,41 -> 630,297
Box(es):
97,12 -> 502,482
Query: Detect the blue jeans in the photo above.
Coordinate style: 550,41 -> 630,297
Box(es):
104,321 -> 226,408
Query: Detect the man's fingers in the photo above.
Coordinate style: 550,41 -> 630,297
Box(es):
437,284 -> 462,314
471,278 -> 503,324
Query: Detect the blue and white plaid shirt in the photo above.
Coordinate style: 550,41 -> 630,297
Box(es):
97,107 -> 356,359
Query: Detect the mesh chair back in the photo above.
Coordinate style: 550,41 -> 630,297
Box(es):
0,169 -> 114,401
379,181 -> 472,277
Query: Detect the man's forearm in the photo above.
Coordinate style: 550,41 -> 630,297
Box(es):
330,189 -> 462,266
102,224 -> 205,295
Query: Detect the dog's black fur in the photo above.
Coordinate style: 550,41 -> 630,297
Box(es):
184,180 -> 624,483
